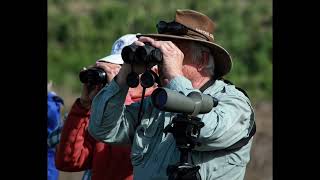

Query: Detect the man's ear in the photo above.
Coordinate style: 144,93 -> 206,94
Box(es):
197,51 -> 209,72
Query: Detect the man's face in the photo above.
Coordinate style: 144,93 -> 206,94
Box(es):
158,39 -> 196,86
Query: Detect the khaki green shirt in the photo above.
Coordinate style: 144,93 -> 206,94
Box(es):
89,76 -> 255,180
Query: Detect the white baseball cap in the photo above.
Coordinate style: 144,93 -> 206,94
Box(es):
97,34 -> 138,64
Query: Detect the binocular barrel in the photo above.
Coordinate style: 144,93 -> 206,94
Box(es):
79,67 -> 107,85
121,44 -> 163,65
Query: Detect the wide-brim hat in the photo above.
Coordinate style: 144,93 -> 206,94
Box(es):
137,9 -> 232,78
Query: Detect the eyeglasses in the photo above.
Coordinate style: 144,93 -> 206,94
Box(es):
156,21 -> 210,41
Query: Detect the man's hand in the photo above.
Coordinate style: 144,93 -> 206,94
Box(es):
138,36 -> 184,83
79,62 -> 121,109
95,62 -> 122,83
79,83 -> 103,109
112,40 -> 148,87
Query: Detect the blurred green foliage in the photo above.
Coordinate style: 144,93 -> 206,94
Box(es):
48,0 -> 272,102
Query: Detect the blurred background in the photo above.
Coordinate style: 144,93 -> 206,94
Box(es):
48,0 -> 272,180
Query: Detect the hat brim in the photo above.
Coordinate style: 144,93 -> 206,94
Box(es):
137,34 -> 232,78
97,54 -> 124,64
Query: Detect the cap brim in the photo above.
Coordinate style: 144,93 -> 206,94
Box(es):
137,34 -> 233,78
97,54 -> 124,64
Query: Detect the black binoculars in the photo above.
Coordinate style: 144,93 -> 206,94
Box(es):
121,43 -> 162,88
121,43 -> 163,66
79,67 -> 108,86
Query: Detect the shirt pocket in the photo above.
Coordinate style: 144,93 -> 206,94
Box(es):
143,121 -> 159,138
131,137 -> 150,165
131,111 -> 163,166
131,123 -> 159,166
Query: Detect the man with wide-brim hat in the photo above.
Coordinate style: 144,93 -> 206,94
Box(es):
137,9 -> 232,79
89,9 -> 255,180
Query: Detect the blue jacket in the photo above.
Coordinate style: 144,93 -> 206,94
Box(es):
48,92 -> 63,180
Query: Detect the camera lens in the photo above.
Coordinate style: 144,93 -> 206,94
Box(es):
151,88 -> 168,109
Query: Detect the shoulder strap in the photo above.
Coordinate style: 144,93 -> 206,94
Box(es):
218,78 -> 250,99
220,78 -> 255,151
224,121 -> 256,151
202,78 -> 255,152
199,79 -> 216,92
200,78 -> 250,99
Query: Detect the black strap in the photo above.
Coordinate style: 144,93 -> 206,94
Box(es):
236,87 -> 249,99
220,79 -> 255,151
218,78 -> 250,99
199,79 -> 216,93
224,121 -> 256,151
52,95 -> 64,105
200,78 -> 249,99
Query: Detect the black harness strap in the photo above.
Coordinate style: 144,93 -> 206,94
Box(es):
225,120 -> 256,151
220,79 -> 250,100
199,78 -> 216,93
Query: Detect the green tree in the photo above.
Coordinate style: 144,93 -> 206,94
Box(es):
48,0 -> 272,102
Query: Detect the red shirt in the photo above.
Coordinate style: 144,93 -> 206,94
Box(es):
55,88 -> 154,180
55,99 -> 133,180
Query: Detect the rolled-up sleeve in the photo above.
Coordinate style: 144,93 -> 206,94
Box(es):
167,76 -> 254,151
88,79 -> 140,145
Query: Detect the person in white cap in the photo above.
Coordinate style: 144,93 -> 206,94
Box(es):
55,34 -> 157,180
89,9 -> 255,180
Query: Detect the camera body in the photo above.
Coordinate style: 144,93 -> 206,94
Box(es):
79,67 -> 108,86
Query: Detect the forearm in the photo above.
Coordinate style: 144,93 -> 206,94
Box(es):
55,99 -> 94,171
115,64 -> 131,87
88,78 -> 136,145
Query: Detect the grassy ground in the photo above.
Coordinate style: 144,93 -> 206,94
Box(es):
55,87 -> 272,180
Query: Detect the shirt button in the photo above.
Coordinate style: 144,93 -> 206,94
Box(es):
154,156 -> 158,161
